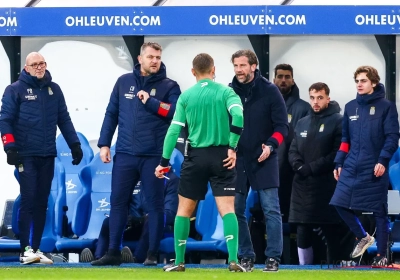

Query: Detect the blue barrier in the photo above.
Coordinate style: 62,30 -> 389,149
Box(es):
0,6 -> 400,36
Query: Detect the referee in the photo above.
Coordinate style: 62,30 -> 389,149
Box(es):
155,53 -> 245,272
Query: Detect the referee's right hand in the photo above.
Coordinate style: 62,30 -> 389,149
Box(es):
223,149 -> 236,169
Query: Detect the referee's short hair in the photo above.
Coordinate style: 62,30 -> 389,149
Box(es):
192,53 -> 214,75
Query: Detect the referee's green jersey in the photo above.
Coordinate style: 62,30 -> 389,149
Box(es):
162,79 -> 244,160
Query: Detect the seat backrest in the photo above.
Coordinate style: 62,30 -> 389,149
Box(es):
389,162 -> 400,191
72,150 -> 115,238
56,132 -> 94,231
195,184 -> 224,241
12,159 -> 66,252
170,148 -> 184,178
389,147 -> 400,169
245,187 -> 259,223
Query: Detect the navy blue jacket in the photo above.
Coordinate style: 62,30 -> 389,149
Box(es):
0,70 -> 79,157
129,171 -> 178,226
98,63 -> 180,156
231,70 -> 289,192
330,84 -> 400,212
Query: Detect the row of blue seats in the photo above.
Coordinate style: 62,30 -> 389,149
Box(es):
0,132 -> 252,257
3,131 -> 400,258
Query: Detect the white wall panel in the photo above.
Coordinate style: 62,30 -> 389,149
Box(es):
270,35 -> 385,111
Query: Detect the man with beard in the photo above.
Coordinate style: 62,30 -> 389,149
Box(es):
230,50 -> 288,272
93,42 -> 181,266
273,64 -> 309,223
288,82 -> 342,265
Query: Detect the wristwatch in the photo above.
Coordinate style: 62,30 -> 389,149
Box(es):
229,146 -> 238,152
267,145 -> 274,153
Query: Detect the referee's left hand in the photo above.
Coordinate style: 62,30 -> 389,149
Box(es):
223,149 -> 236,169
155,165 -> 168,178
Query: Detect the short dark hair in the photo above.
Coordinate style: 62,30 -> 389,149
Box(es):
140,42 -> 162,54
353,66 -> 380,85
192,53 -> 214,74
309,82 -> 330,96
231,50 -> 258,66
274,64 -> 293,78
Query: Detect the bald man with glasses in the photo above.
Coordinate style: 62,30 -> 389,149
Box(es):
0,52 -> 82,265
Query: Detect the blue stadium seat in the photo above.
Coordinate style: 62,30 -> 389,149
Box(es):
160,184 -> 227,254
389,162 -> 400,191
170,148 -> 184,178
245,187 -> 258,224
56,132 -> 94,235
0,159 -> 66,252
389,147 -> 400,169
55,150 -> 114,253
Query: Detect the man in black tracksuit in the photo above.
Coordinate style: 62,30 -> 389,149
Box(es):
288,82 -> 342,265
273,64 -> 309,223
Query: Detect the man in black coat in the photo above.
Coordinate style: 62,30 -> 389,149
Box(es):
230,50 -> 288,272
288,82 -> 342,265
273,64 -> 309,223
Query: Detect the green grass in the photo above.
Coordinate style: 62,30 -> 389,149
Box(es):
1,267 -> 400,280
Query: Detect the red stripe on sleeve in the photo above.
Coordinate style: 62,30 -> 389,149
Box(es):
272,132 -> 284,145
339,142 -> 349,153
2,134 -> 15,146
157,102 -> 171,117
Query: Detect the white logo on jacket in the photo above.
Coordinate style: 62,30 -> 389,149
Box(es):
300,130 -> 307,138
125,93 -> 134,99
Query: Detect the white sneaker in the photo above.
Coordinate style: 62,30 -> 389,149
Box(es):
20,246 -> 40,265
35,250 -> 54,264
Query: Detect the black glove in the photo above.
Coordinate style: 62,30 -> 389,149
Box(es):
70,143 -> 83,165
297,164 -> 312,177
6,148 -> 19,165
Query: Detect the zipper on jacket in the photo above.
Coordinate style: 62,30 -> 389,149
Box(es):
40,87 -> 47,157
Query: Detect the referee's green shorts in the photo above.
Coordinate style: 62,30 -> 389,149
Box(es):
178,146 -> 236,200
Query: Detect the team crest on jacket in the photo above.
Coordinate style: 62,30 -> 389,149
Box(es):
319,124 -> 324,132
288,114 -> 292,123
129,86 -> 135,92
300,130 -> 307,137
27,88 -> 33,94
370,106 -> 375,115
150,89 -> 156,96
48,87 -> 53,95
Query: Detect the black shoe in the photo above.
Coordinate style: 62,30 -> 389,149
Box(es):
371,255 -> 388,267
240,258 -> 254,272
263,257 -> 279,272
121,246 -> 134,263
163,260 -> 185,272
80,248 -> 94,263
143,251 -> 158,266
91,253 -> 122,266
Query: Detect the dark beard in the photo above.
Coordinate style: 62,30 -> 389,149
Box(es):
239,73 -> 252,84
279,86 -> 291,95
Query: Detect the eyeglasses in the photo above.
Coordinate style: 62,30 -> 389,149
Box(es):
27,61 -> 46,69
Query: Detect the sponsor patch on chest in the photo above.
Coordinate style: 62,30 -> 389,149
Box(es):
300,130 -> 307,138
25,95 -> 37,100
124,93 -> 134,99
